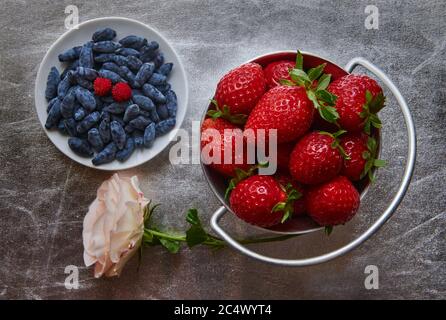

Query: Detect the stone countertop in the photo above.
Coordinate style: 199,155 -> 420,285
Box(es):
0,0 -> 444,299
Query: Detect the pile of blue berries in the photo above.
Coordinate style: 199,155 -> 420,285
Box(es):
44,27 -> 177,166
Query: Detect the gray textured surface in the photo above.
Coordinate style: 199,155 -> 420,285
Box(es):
0,0 -> 445,300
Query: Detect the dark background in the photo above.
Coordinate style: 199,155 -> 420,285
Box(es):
0,0 -> 444,299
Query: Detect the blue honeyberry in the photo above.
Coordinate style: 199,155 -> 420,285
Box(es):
79,41 -> 94,68
132,94 -> 155,111
58,120 -> 68,135
92,142 -> 117,165
115,47 -> 140,57
119,35 -> 147,50
116,137 -> 135,162
98,118 -> 111,144
110,120 -> 126,150
47,97 -> 59,113
129,115 -> 151,131
57,70 -> 74,99
93,41 -> 122,53
155,118 -> 176,137
92,27 -> 116,42
134,62 -> 155,88
68,137 -> 93,157
140,41 -> 159,62
153,52 -> 165,69
75,77 -> 93,90
74,105 -> 86,121
76,111 -> 100,134
156,63 -> 173,77
103,102 -> 128,114
134,135 -> 144,148
124,124 -> 135,133
75,86 -> 96,112
63,118 -> 78,137
123,104 -> 140,123
74,67 -> 98,81
60,59 -> 79,80
126,55 -> 143,72
149,109 -> 160,123
142,83 -> 166,104
60,90 -> 76,119
143,122 -> 156,148
99,69 -> 125,83
45,67 -> 60,101
45,98 -> 62,129
58,46 -> 82,62
88,128 -> 104,152
155,83 -> 171,94
111,114 -> 126,127
156,104 -> 169,120
148,73 -> 166,86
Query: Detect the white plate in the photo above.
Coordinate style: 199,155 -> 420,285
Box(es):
35,17 -> 188,171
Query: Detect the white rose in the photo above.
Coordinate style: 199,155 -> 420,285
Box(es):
83,173 -> 149,278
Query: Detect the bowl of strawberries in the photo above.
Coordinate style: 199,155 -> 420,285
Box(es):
201,51 -> 416,266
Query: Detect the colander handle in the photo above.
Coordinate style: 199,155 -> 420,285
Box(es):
210,57 -> 417,266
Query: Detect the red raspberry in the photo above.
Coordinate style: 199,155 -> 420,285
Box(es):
112,82 -> 132,102
93,77 -> 112,96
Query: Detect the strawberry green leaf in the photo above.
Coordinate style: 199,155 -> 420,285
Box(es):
295,50 -> 303,70
315,90 -> 337,106
324,226 -> 333,236
369,92 -> 385,113
207,99 -> 248,125
272,202 -> 286,212
362,150 -> 371,160
367,137 -> 377,153
290,68 -> 310,85
279,79 -> 295,86
374,159 -> 387,167
224,180 -> 236,199
365,90 -> 373,103
317,74 -> 331,91
332,129 -> 347,138
308,63 -> 326,82
318,105 -> 339,123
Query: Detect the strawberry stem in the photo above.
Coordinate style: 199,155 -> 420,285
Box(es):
286,51 -> 340,124
207,99 -> 248,126
360,136 -> 387,181
360,91 -> 385,135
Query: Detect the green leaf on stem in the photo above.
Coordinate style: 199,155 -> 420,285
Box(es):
317,74 -> 331,91
159,238 -> 181,253
295,50 -> 304,70
308,63 -> 326,81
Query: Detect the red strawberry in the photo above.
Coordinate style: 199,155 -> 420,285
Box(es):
328,74 -> 385,133
201,118 -> 250,177
306,176 -> 360,226
275,174 -> 306,216
289,131 -> 347,185
264,60 -> 295,88
275,142 -> 295,173
340,133 -> 386,181
214,63 -> 266,115
230,175 -> 292,227
245,85 -> 314,144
